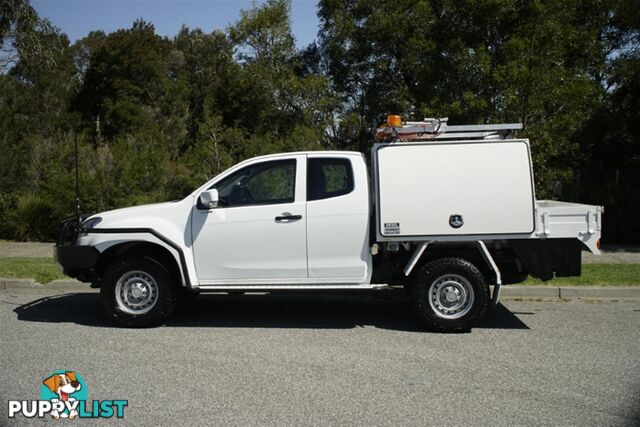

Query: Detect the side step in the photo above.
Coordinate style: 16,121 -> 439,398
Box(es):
195,284 -> 390,292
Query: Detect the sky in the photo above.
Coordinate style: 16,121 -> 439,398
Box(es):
31,0 -> 321,48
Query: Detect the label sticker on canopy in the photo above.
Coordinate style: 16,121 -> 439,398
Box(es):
384,222 -> 400,235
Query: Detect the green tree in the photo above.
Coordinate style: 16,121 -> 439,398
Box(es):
230,0 -> 335,142
172,26 -> 238,147
76,20 -> 175,138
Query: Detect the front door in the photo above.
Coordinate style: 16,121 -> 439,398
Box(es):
192,156 -> 307,282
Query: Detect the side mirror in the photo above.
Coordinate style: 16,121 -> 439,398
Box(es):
199,189 -> 219,209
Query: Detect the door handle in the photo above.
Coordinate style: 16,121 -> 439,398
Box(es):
275,214 -> 302,222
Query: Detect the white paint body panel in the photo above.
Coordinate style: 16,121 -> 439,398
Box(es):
191,155 -> 308,281
534,200 -> 604,254
77,198 -> 197,286
306,153 -> 370,281
374,140 -> 535,238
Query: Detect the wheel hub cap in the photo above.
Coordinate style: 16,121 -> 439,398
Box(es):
428,274 -> 475,320
444,286 -> 461,303
115,271 -> 159,315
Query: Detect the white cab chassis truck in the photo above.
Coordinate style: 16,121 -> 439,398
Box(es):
55,119 -> 603,330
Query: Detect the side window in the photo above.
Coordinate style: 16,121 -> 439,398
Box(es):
307,158 -> 354,201
212,159 -> 296,207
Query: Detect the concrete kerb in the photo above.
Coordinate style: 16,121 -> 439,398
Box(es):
497,285 -> 640,300
1,277 -> 639,300
500,286 -> 560,298
0,278 -> 93,292
558,286 -> 640,299
0,278 -> 41,290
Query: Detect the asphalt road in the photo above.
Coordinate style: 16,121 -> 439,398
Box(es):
1,291 -> 639,426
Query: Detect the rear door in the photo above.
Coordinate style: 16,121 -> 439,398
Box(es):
306,154 -> 370,281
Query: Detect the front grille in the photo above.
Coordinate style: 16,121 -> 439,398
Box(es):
56,214 -> 89,246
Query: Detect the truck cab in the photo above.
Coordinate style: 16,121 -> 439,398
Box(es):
192,151 -> 372,284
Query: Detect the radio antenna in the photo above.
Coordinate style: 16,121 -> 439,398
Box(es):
74,130 -> 81,226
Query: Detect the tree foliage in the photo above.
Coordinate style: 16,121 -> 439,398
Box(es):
0,0 -> 638,242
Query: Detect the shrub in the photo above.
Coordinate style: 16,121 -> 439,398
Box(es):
0,192 -> 17,239
5,193 -> 58,242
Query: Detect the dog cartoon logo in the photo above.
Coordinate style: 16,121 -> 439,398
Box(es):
41,371 -> 85,419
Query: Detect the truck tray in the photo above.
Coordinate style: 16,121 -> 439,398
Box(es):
534,200 -> 603,254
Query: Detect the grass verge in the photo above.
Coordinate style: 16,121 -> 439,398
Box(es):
522,264 -> 640,286
0,257 -> 66,283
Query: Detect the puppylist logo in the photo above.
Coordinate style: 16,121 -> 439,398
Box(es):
8,370 -> 128,420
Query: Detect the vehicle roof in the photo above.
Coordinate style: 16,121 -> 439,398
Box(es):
247,150 -> 364,161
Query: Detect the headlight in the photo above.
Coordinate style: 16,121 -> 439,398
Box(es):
82,217 -> 102,230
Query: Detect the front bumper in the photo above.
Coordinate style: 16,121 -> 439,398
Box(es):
54,245 -> 100,282
55,216 -> 99,282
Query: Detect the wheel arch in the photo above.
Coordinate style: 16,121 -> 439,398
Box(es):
405,242 -> 497,285
94,241 -> 183,288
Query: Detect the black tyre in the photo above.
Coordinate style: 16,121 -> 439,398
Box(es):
411,257 -> 489,332
100,257 -> 177,327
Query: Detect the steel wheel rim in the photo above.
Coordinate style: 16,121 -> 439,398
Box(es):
428,274 -> 474,320
115,270 -> 159,315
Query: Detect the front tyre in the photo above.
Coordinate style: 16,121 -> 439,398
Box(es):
412,257 -> 489,332
100,257 -> 177,327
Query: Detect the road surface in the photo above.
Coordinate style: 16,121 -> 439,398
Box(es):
1,290 -> 638,425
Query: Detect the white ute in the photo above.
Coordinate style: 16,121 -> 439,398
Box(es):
55,117 -> 603,330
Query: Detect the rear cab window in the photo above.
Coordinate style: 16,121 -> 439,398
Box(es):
307,157 -> 354,201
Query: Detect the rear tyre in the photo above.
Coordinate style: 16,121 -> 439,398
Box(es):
411,257 -> 489,332
100,257 -> 177,327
